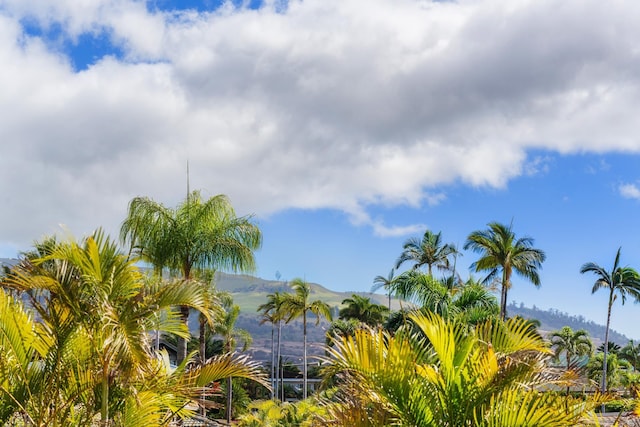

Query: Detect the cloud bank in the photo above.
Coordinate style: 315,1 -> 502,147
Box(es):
1,0 -> 640,248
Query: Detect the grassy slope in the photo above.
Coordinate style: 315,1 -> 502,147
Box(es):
213,272 -> 395,314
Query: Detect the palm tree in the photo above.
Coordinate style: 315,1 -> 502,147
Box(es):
464,221 -> 546,321
280,278 -> 332,399
596,341 -> 621,355
581,247 -> 640,394
120,190 -> 262,363
326,318 -> 361,347
549,326 -> 593,398
386,270 -> 498,324
339,294 -> 389,327
396,229 -> 458,275
619,340 -> 640,371
258,291 -> 286,400
213,302 -> 252,424
372,268 -> 398,310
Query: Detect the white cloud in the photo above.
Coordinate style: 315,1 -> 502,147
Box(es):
2,0 -> 640,249
620,183 -> 640,200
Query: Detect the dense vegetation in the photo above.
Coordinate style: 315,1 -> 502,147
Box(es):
2,192 -> 640,426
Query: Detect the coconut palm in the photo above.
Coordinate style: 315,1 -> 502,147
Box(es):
258,291 -> 287,400
549,326 -> 593,398
372,268 -> 398,310
120,190 -> 262,363
464,221 -> 546,321
281,278 -> 333,399
323,311 -> 589,426
581,247 -> 640,395
212,302 -> 252,424
339,294 -> 389,327
396,229 -> 458,275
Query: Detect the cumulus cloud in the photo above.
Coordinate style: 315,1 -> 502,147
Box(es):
2,0 -> 640,249
620,183 -> 640,200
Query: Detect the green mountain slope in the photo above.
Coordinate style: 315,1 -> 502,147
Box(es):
213,272 -> 394,313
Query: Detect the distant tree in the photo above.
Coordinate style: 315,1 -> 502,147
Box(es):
387,271 -> 498,325
464,221 -> 546,321
586,352 -> 630,391
596,341 -> 621,356
396,230 -> 458,276
581,248 -> 640,396
257,291 -> 287,400
280,279 -> 332,399
213,302 -> 252,423
549,326 -> 593,398
619,340 -> 640,371
326,318 -> 361,346
339,294 -> 389,327
372,268 -> 398,310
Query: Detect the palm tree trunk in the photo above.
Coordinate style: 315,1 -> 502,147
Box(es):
101,361 -> 109,425
603,291 -> 614,394
178,305 -> 190,364
199,317 -> 206,364
303,311 -> 308,400
199,316 -> 206,417
270,322 -> 275,400
226,377 -> 233,424
500,270 -> 509,321
566,356 -> 571,412
277,320 -> 282,400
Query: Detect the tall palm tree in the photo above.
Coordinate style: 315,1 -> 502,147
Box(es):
581,247 -> 640,395
549,326 -> 593,398
213,302 -> 252,424
464,221 -> 546,321
339,294 -> 389,327
396,229 -> 458,275
372,268 -> 398,310
258,291 -> 286,400
280,278 -> 332,399
120,190 -> 262,363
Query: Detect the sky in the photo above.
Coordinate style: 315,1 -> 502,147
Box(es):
2,0 -> 640,338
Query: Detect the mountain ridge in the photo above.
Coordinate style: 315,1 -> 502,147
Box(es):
1,258 -> 630,351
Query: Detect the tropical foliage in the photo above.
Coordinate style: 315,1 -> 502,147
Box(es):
237,399 -> 326,427
0,232 -> 267,426
322,311 -> 594,426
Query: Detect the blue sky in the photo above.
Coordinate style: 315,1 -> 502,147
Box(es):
2,0 -> 640,338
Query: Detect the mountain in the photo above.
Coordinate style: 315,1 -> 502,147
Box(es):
507,302 -> 629,346
213,271 -> 395,313
2,259 -> 629,358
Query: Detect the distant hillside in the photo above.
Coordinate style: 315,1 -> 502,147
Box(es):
213,272 -> 395,314
3,260 -> 629,358
507,302 -> 629,346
